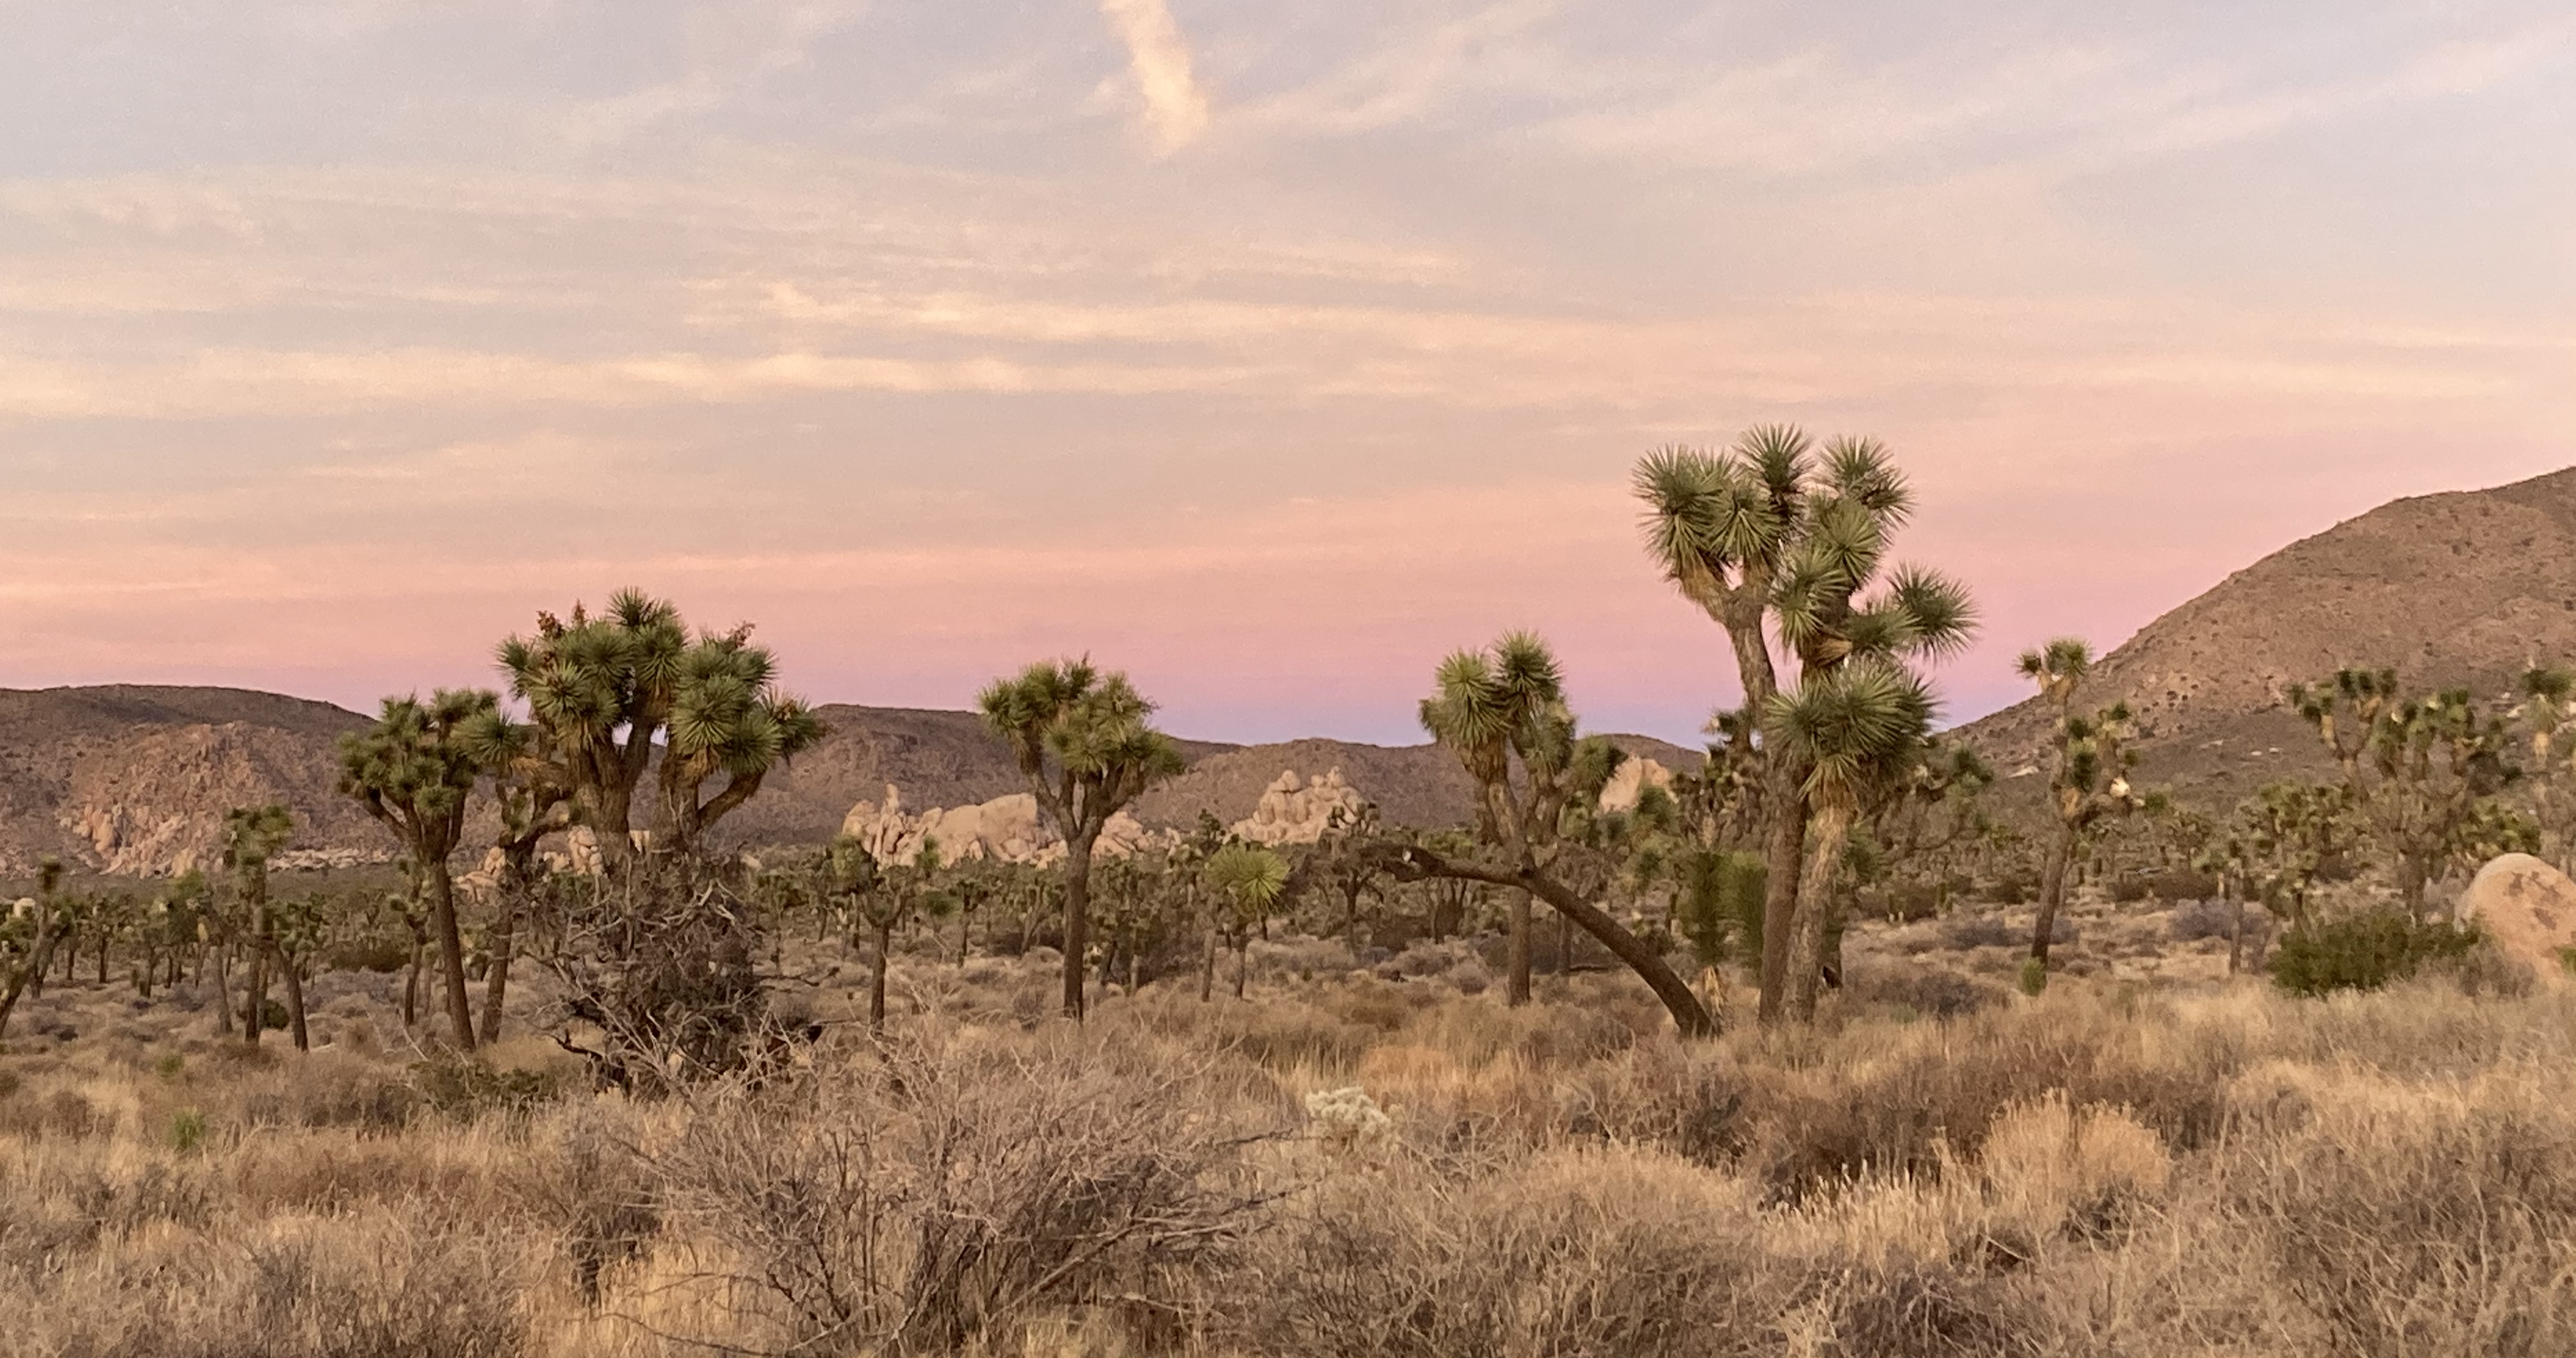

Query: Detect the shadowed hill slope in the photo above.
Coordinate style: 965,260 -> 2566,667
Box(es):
0,685 -> 376,873
1958,464 -> 2576,810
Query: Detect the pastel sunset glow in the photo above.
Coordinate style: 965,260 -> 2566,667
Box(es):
4,1 -> 2571,742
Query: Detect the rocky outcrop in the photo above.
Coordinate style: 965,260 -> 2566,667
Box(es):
54,720 -> 379,874
2458,853 -> 2576,982
839,786 -> 1169,867
1232,769 -> 1368,845
1598,758 -> 1675,814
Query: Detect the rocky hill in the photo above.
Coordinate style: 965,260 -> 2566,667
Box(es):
0,687 -> 1703,874
0,686 -> 377,874
1958,464 -> 2576,810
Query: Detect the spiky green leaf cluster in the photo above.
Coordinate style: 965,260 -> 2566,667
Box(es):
338,689 -> 498,856
977,659 -> 1184,835
1759,659 -> 1937,811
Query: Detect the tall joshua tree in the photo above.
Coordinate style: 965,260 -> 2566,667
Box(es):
1385,632 -> 1717,1037
341,691 -> 492,1049
1763,660 -> 1936,1020
2020,639 -> 2142,970
497,591 -> 823,866
979,659 -> 1185,1019
1636,429 -> 1972,1020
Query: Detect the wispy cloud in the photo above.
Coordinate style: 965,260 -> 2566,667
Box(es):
1098,0 -> 1210,151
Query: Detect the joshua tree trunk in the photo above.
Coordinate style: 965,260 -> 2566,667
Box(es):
402,940 -> 421,1029
1556,910 -> 1573,979
280,954 -> 309,1052
956,910 -> 972,968
1384,845 -> 1717,1037
2030,823 -> 2075,967
213,943 -> 237,1037
1758,769 -> 1811,1024
1785,803 -> 1858,1022
425,867 -> 477,1050
1061,832 -> 1097,1019
0,919 -> 61,1041
1506,888 -> 1533,1006
245,910 -> 271,1046
2397,853 -> 2430,923
479,894 -> 519,1046
869,919 -> 893,1034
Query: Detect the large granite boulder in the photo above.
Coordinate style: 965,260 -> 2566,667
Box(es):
2458,853 -> 2576,982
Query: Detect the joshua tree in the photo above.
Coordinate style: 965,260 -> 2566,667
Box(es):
222,804 -> 299,1048
1383,632 -> 1717,1037
456,708 -> 575,1044
341,691 -> 493,1049
2201,780 -> 2357,971
2020,639 -> 2144,970
831,835 -> 953,1034
496,591 -> 823,866
1636,429 -> 1973,1021
2518,665 -> 2576,873
2290,669 -> 2516,919
1204,842 -> 1287,998
1761,659 -> 1936,1019
978,659 -> 1186,1020
0,859 -> 67,1040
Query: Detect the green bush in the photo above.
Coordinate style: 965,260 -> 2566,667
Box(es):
2271,911 -> 2480,997
169,1108 -> 207,1153
409,1057 -> 562,1122
1676,851 -> 1765,970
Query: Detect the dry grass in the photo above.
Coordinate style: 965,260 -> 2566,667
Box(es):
8,949 -> 2576,1356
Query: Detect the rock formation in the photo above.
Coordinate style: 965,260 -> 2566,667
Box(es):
839,786 -> 1169,867
1598,758 -> 1675,814
2458,853 -> 2576,982
1232,769 -> 1368,845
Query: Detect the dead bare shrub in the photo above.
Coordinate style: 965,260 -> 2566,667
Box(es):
648,1030 -> 1277,1355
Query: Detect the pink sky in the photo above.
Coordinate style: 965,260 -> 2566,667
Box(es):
1,2 -> 2570,744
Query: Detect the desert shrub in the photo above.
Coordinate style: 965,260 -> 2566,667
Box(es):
1939,913 -> 2030,950
1740,994 -> 2223,1202
1818,1258 -> 2039,1358
409,1054 -> 558,1124
2166,897 -> 2244,942
1986,869 -> 2039,905
532,856 -> 770,1092
1879,881 -> 1946,923
2271,911 -> 2480,997
2109,875 -> 2154,904
2223,1075 -> 2576,1354
31,1214 -> 529,1358
652,1030 -> 1275,1354
1847,966 -> 2005,1020
1246,1148 -> 1784,1358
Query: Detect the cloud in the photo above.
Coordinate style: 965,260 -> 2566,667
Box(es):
1098,0 -> 1209,151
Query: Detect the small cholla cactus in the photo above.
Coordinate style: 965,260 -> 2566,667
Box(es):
1304,1086 -> 1392,1150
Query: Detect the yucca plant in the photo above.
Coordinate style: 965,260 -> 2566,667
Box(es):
1204,842 -> 1288,998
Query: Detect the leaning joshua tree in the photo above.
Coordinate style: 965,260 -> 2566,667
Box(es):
1383,632 -> 1717,1037
979,658 -> 1186,1019
341,692 -> 492,1049
1635,429 -> 1973,1020
222,804 -> 300,1048
2020,638 -> 2143,972
497,591 -> 823,867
